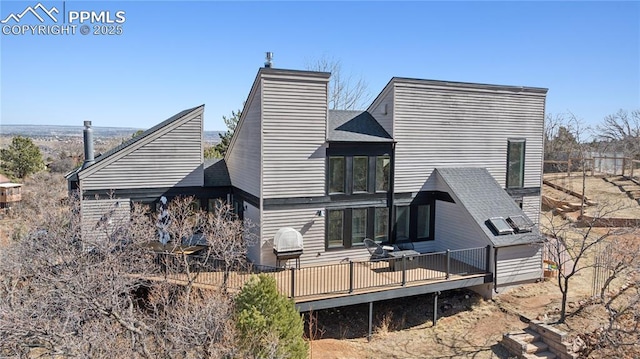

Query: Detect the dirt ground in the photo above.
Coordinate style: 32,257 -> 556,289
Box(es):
307,261 -> 597,359
544,175 -> 640,218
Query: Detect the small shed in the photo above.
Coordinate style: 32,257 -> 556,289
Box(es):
0,174 -> 22,209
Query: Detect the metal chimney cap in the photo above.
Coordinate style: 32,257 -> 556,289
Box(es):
265,51 -> 273,68
84,120 -> 92,127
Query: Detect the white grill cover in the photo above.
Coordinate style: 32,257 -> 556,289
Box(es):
273,227 -> 303,253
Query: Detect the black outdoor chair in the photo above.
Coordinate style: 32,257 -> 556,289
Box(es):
363,238 -> 395,260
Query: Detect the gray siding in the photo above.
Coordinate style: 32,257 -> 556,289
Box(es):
226,87 -> 262,198
432,200 -> 490,253
367,84 -> 394,137
393,82 -> 545,197
261,74 -> 328,199
244,202 -> 262,265
522,195 -> 541,225
81,198 -> 131,243
262,207 -> 370,267
79,114 -> 203,190
496,244 -> 543,285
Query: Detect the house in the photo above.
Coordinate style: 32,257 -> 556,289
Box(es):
0,174 -> 22,210
67,66 -> 548,296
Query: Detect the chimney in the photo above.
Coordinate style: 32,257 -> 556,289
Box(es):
82,120 -> 95,169
264,52 -> 273,68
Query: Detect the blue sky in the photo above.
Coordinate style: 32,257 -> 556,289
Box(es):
1,1 -> 638,132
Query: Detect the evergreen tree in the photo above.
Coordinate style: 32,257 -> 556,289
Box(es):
213,109 -> 241,157
235,274 -> 308,359
0,136 -> 44,179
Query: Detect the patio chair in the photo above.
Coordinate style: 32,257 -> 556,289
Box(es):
363,238 -> 394,260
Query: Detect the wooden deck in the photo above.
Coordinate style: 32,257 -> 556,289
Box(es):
151,248 -> 492,311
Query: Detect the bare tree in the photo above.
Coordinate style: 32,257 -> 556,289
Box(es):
544,113 -> 579,162
543,196 -> 637,323
577,235 -> 640,357
305,55 -> 371,110
596,109 -> 640,159
0,193 -> 246,358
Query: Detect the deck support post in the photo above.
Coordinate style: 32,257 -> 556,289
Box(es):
485,245 -> 492,273
433,291 -> 440,326
401,256 -> 406,286
445,250 -> 451,279
349,261 -> 354,293
290,267 -> 295,298
368,301 -> 373,342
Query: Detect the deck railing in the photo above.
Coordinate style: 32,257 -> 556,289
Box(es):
155,245 -> 491,300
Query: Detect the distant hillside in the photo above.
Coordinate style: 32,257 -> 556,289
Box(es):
0,124 -> 223,144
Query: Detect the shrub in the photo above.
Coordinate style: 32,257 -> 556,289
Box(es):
235,274 -> 308,359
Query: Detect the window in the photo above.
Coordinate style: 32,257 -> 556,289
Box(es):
376,155 -> 390,192
329,156 -> 345,193
507,140 -> 525,188
395,206 -> 410,241
417,205 -> 431,239
327,210 -> 344,248
351,208 -> 367,246
326,207 -> 390,249
374,207 -> 389,242
326,148 -> 391,195
353,156 -> 368,192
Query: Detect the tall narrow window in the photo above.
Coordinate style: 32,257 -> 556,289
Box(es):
353,156 -> 368,192
374,207 -> 389,243
417,204 -> 431,240
507,140 -> 525,188
327,210 -> 344,248
351,208 -> 367,246
395,206 -> 410,241
329,156 -> 345,193
376,155 -> 390,192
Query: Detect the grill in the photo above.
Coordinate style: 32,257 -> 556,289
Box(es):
273,227 -> 303,268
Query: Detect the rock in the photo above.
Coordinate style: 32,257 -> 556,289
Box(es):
572,336 -> 585,352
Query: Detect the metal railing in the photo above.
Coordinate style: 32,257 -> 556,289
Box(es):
154,245 -> 491,300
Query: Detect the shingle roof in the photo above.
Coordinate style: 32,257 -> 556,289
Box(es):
328,110 -> 393,142
434,167 -> 544,247
66,105 -> 204,179
203,158 -> 231,187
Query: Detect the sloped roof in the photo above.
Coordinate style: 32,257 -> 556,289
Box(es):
434,167 -> 544,247
203,158 -> 231,187
66,105 -> 204,179
328,110 -> 393,142
0,174 -> 12,183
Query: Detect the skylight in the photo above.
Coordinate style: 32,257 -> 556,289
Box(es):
488,217 -> 514,235
507,215 -> 533,233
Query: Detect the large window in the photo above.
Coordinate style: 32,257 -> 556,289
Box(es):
374,207 -> 389,242
395,206 -> 410,241
394,202 -> 434,243
326,207 -> 390,249
329,156 -> 345,193
327,152 -> 390,195
351,208 -> 367,246
507,139 -> 525,188
417,205 -> 431,240
327,210 -> 344,248
353,156 -> 369,192
376,155 -> 390,192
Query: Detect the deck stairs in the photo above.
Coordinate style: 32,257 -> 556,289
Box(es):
501,320 -> 578,359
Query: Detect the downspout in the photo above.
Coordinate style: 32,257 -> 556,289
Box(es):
494,246 -> 499,293
389,142 -> 396,243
